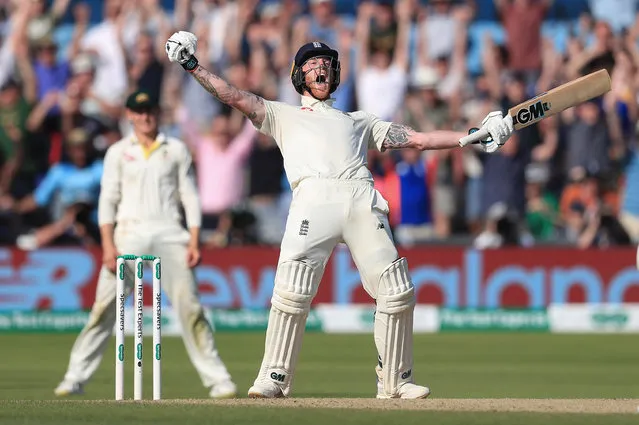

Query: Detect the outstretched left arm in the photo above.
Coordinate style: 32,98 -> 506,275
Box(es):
381,123 -> 467,151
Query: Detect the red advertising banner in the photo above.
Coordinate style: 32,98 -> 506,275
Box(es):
0,246 -> 637,310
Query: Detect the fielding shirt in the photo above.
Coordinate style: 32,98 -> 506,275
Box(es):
255,95 -> 392,189
98,133 -> 201,228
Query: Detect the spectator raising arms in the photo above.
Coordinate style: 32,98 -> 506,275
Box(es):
0,0 -> 635,249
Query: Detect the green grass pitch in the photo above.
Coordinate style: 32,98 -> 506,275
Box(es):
1,332 -> 638,424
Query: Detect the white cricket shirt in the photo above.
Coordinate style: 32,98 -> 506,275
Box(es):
98,133 -> 202,228
256,95 -> 392,189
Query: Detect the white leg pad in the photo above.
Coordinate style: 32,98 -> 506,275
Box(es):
374,257 -> 415,397
254,260 -> 318,396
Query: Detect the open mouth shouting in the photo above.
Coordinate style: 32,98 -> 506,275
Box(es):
312,69 -> 330,89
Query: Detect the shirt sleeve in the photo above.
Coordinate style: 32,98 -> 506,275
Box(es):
97,144 -> 121,226
253,100 -> 284,147
33,166 -> 62,206
366,112 -> 393,152
176,143 -> 202,229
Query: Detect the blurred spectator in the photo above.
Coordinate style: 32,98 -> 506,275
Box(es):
59,54 -> 115,155
390,149 -> 434,247
0,79 -> 32,195
247,132 -> 286,245
474,131 -> 530,249
8,128 -> 102,250
127,32 -> 165,102
417,3 -> 470,120
193,0 -> 241,66
474,201 -> 527,249
563,100 -> 613,178
25,0 -> 70,44
560,168 -> 597,218
293,0 -> 344,49
368,0 -> 398,56
184,112 -> 257,247
429,148 -> 463,239
566,20 -> 615,79
370,150 -> 400,225
31,36 -> 69,109
400,66 -> 462,238
495,0 -> 551,84
355,0 -> 410,121
420,0 -> 470,62
401,66 -> 448,132
462,148 -> 484,235
74,0 -> 127,125
560,169 -> 630,248
0,0 -> 636,249
525,162 -> 560,242
587,0 -> 638,34
120,0 -> 171,52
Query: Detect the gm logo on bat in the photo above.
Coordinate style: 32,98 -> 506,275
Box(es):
512,101 -> 551,125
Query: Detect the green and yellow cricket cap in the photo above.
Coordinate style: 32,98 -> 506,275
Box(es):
125,90 -> 159,112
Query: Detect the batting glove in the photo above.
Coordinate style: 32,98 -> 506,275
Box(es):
166,31 -> 199,72
476,111 -> 514,153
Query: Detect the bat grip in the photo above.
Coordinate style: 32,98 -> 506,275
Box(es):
459,128 -> 490,147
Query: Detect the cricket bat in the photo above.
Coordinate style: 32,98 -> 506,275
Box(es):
459,69 -> 612,146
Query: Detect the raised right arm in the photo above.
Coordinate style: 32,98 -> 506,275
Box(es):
188,64 -> 267,128
165,31 -> 267,128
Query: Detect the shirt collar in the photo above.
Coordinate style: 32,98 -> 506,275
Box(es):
128,132 -> 167,145
300,95 -> 336,108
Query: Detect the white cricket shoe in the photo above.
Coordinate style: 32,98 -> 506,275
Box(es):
209,380 -> 237,399
54,381 -> 84,397
376,369 -> 430,399
376,382 -> 431,399
247,381 -> 284,398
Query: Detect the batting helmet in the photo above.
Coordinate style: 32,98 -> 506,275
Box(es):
290,41 -> 341,95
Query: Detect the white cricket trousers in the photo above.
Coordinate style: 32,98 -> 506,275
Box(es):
280,178 -> 399,289
253,178 -> 416,396
279,179 -> 398,286
60,220 -> 232,389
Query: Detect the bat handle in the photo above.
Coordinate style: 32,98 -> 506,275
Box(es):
459,128 -> 490,147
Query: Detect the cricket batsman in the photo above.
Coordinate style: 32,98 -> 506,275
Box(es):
165,31 -> 514,399
54,90 -> 237,399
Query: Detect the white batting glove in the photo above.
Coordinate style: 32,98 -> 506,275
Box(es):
478,111 -> 514,153
166,31 -> 199,71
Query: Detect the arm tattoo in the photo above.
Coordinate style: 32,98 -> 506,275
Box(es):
191,65 -> 265,126
382,124 -> 414,149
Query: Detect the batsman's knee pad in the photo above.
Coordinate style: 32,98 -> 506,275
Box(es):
376,257 -> 415,314
258,260 -> 320,396
271,260 -> 318,315
375,257 -> 415,397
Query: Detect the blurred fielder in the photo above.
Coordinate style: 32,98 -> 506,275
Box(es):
54,90 -> 237,399
166,31 -> 513,399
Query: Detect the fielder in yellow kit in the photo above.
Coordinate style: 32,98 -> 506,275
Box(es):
54,91 -> 237,399
166,31 -> 514,399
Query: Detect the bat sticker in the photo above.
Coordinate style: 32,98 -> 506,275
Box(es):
512,101 -> 551,125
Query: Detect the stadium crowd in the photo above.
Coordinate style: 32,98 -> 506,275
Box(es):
0,0 -> 637,250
